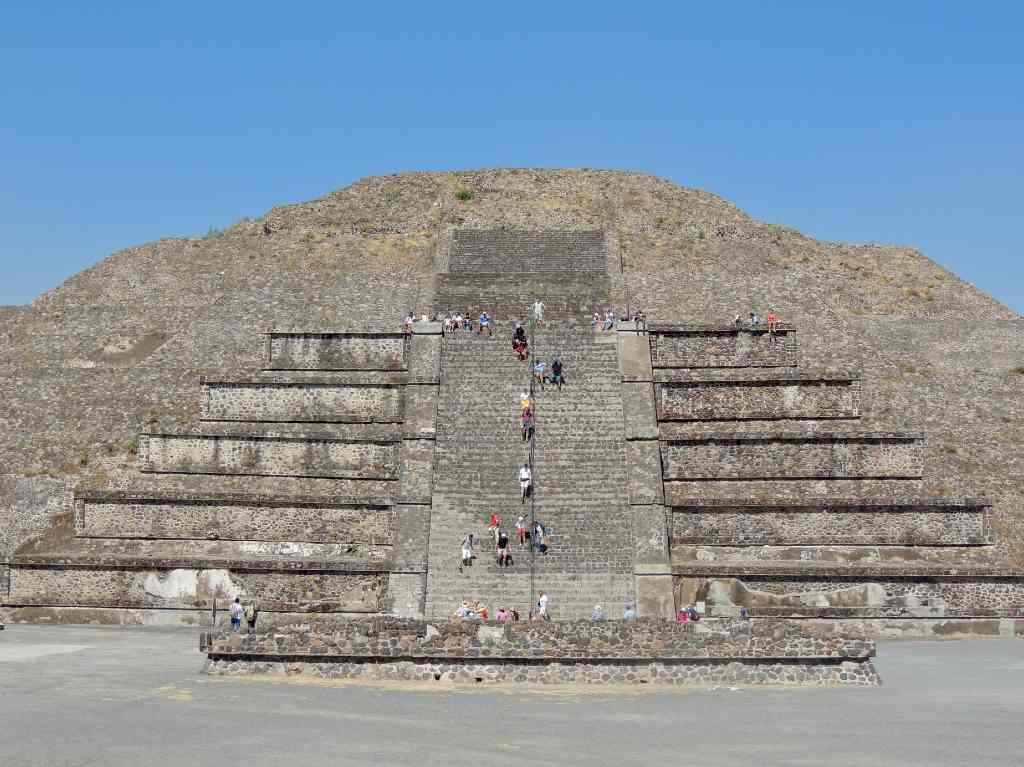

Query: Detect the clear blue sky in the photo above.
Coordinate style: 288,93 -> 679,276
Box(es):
2,1 -> 1021,311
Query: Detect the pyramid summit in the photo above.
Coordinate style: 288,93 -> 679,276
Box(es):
1,168 -> 1022,648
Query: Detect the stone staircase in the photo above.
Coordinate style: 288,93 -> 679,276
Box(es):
529,326 -> 636,617
424,331 -> 535,618
433,273 -> 612,323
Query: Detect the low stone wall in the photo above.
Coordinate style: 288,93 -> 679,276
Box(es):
661,433 -> 923,480
140,434 -> 399,479
74,492 -> 395,544
649,326 -> 797,369
202,617 -> 878,686
657,378 -> 859,421
201,381 -> 403,423
266,333 -> 408,371
6,566 -> 388,611
206,657 -> 877,686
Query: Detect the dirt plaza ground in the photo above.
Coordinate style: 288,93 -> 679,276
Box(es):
1,625 -> 1022,767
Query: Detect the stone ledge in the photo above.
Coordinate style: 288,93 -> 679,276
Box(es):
648,324 -> 797,333
663,431 -> 923,443
74,489 -> 395,507
654,369 -> 860,383
671,563 -> 1024,578
9,557 -> 393,572
203,373 -> 409,386
667,497 -> 990,509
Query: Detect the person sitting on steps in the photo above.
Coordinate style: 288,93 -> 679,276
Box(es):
766,308 -> 778,336
478,311 -> 492,336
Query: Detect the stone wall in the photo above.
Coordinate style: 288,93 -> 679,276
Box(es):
7,566 -> 387,611
649,326 -> 797,369
202,617 -> 879,686
74,493 -> 395,544
0,475 -> 66,558
140,434 -> 399,479
671,501 -> 989,546
657,378 -> 860,421
206,657 -> 878,686
661,434 -> 923,480
201,381 -> 403,423
696,576 -> 1024,617
266,333 -> 408,371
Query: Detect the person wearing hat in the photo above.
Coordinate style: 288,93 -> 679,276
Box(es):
591,604 -> 605,621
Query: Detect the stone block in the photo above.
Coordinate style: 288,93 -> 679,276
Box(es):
398,439 -> 435,504
622,382 -> 658,440
626,440 -> 665,505
402,385 -> 438,439
386,573 -> 425,617
411,322 -> 443,335
407,334 -> 441,383
618,333 -> 653,382
635,574 -> 676,619
631,504 -> 669,568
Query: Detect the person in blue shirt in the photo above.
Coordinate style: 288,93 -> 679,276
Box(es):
478,311 -> 491,336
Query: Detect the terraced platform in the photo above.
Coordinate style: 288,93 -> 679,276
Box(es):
2,227 -> 1021,646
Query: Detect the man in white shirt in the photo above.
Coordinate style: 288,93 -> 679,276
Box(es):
519,463 -> 532,504
537,591 -> 549,621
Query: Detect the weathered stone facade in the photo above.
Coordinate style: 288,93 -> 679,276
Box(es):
649,326 -> 798,368
267,333 -> 408,371
201,380 -> 404,423
671,501 -> 989,546
661,434 -> 923,480
75,492 -> 395,544
140,433 -> 399,479
7,566 -> 387,611
657,377 -> 860,421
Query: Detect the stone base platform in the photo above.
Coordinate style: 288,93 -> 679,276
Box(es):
201,617 -> 880,687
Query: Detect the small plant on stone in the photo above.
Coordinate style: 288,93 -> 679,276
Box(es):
1012,366 -> 1024,375
454,189 -> 474,202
